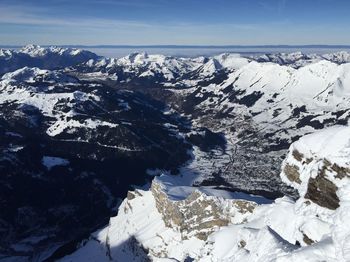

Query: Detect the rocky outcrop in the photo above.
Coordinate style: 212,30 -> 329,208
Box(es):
283,163 -> 302,184
281,126 -> 350,210
305,171 -> 340,210
151,179 -> 256,240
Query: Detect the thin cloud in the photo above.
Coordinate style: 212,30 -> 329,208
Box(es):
0,3 -> 260,31
0,4 -> 155,28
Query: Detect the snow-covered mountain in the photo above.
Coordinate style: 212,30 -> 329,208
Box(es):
1,67 -> 78,86
0,45 -> 98,75
72,50 -> 350,87
59,126 -> 350,261
1,46 -> 350,261
134,57 -> 350,198
72,52 -> 250,87
251,51 -> 350,68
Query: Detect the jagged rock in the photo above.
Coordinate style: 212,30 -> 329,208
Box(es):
127,190 -> 143,201
127,191 -> 137,200
302,233 -> 315,245
305,171 -> 340,210
331,162 -> 350,179
283,164 -> 302,184
281,126 -> 350,211
151,179 -> 256,240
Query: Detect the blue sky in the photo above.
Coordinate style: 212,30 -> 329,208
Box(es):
0,0 -> 349,45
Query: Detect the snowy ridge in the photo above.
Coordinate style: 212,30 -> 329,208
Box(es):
75,52 -> 250,85
218,59 -> 350,108
19,45 -> 85,58
1,67 -> 77,86
227,60 -> 350,112
252,51 -> 350,68
189,59 -> 350,143
74,50 -> 350,87
0,45 -> 98,75
60,126 -> 350,261
0,68 -> 95,120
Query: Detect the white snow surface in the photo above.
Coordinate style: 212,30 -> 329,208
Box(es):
1,67 -> 77,85
289,126 -> 350,166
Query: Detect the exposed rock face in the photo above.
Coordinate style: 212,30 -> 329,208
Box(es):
305,172 -> 340,210
284,151 -> 343,209
302,157 -> 350,210
151,179 -> 256,240
283,164 -> 302,184
302,233 -> 315,245
281,127 -> 350,210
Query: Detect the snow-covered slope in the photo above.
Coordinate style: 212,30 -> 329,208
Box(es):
218,60 -> 350,133
60,126 -> 350,261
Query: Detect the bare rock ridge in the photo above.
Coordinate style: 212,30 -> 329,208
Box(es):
281,126 -> 350,210
150,178 -> 257,240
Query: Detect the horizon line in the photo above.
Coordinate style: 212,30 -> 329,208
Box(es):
1,44 -> 350,49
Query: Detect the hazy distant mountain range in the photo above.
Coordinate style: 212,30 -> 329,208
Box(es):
2,44 -> 350,48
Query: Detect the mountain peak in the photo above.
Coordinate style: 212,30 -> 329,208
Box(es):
20,44 -> 47,57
